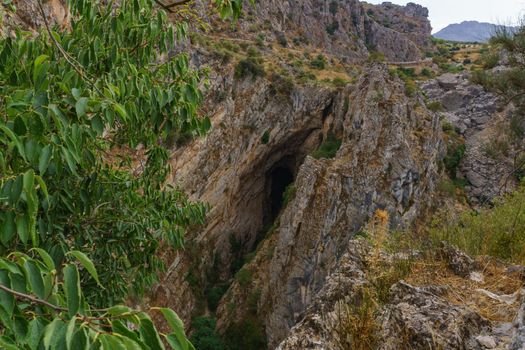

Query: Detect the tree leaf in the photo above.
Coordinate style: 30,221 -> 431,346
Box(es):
75,98 -> 88,118
90,115 -> 104,135
0,270 -> 14,316
16,213 -> 29,244
23,260 -> 46,299
153,308 -> 188,350
1,211 -> 16,246
43,318 -> 61,350
67,251 -> 102,287
63,264 -> 81,317
0,124 -> 26,161
38,144 -> 52,175
138,318 -> 165,350
30,248 -> 55,271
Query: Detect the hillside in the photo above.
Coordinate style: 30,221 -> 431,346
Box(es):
1,0 -> 525,349
434,21 -> 514,43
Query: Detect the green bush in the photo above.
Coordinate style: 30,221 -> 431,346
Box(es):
270,73 -> 295,95
426,100 -> 444,112
326,21 -> 339,35
224,317 -> 267,350
190,317 -> 227,350
282,184 -> 296,206
235,57 -> 265,79
206,282 -> 230,312
311,134 -> 342,159
431,186 -> 525,264
261,130 -> 271,144
310,54 -> 327,69
235,268 -> 253,288
332,77 -> 348,88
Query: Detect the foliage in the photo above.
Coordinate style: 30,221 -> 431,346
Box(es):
325,21 -> 339,35
442,124 -> 466,179
311,134 -> 342,159
0,251 -> 194,349
269,73 -> 294,96
310,54 -> 327,70
234,57 -> 265,79
430,185 -> 525,264
261,130 -> 270,144
206,282 -> 230,312
282,183 -> 296,207
224,316 -> 267,350
190,317 -> 226,350
235,267 -> 252,288
0,0 -> 252,347
426,100 -> 444,112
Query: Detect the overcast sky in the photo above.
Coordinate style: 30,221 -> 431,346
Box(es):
365,0 -> 525,32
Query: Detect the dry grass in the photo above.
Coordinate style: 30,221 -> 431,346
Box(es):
406,256 -> 523,322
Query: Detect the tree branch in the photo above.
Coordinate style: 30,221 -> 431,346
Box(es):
153,0 -> 192,13
0,283 -> 68,312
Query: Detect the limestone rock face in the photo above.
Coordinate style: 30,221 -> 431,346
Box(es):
226,0 -> 430,62
0,0 -> 69,35
420,73 -> 521,204
211,64 -> 443,347
379,282 -> 489,350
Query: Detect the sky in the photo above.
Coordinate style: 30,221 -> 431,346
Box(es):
365,0 -> 525,32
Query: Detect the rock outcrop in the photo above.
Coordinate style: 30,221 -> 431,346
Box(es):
421,72 -> 520,204
211,0 -> 431,62
205,64 -> 443,347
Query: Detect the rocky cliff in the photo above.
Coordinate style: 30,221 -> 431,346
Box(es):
202,0 -> 432,62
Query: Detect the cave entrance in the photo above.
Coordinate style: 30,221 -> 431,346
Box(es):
266,165 -> 294,225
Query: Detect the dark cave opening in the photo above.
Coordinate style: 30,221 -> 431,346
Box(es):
267,165 -> 294,224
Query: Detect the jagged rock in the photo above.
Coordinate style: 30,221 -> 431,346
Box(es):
476,335 -> 497,348
510,298 -> 525,350
420,73 -> 519,204
215,0 -> 431,62
378,281 -> 490,350
215,64 -> 443,347
440,242 -> 479,278
276,239 -> 371,350
0,0 -> 69,36
437,73 -> 462,90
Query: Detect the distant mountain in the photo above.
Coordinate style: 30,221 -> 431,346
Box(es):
434,21 -> 515,43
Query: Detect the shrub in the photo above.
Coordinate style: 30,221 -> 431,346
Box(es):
224,317 -> 267,350
235,57 -> 265,79
443,142 -> 466,179
421,67 -> 434,78
270,72 -> 295,95
310,54 -> 327,69
282,184 -> 296,206
235,268 -> 253,288
368,51 -> 386,62
332,77 -> 348,88
426,100 -> 444,112
312,134 -> 342,159
206,282 -> 230,312
190,317 -> 227,350
326,21 -> 339,35
430,186 -> 525,264
276,32 -> 288,47
329,0 -> 339,15
261,130 -> 270,144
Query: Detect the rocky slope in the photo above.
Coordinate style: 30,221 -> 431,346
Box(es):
202,0 -> 432,62
421,73 -> 520,204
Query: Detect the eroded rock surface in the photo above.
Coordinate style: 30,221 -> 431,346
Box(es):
421,73 -> 520,204
213,64 -> 443,347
